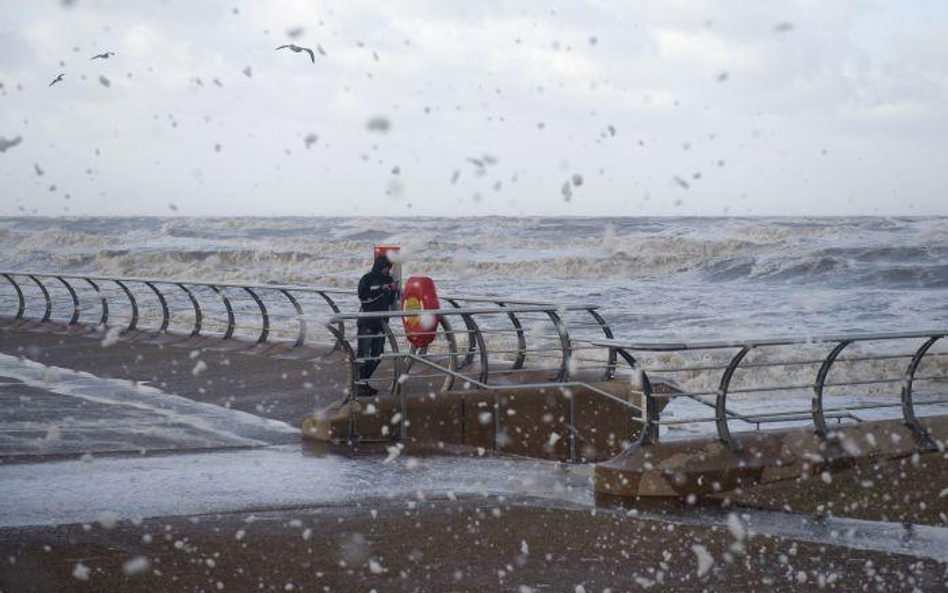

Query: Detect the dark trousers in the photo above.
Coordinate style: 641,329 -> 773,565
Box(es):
356,319 -> 386,380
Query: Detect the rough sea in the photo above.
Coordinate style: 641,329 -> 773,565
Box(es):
1,216 -> 946,341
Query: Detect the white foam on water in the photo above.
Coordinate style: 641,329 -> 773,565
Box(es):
2,216 -> 947,343
664,504 -> 948,563
3,442 -> 947,563
0,353 -> 297,454
0,445 -> 589,528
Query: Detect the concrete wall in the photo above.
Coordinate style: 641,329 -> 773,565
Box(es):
594,415 -> 948,498
303,381 -> 651,463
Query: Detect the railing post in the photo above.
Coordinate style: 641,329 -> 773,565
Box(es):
812,340 -> 851,439
243,287 -> 269,344
316,291 -> 345,350
177,283 -> 202,336
209,286 -> 235,339
113,280 -> 138,331
566,386 -> 576,461
496,301 -> 527,370
280,289 -> 306,347
394,344 -> 418,399
494,388 -> 502,454
144,281 -> 170,333
2,273 -> 26,319
901,335 -> 941,447
55,277 -> 80,325
437,316 -> 458,392
84,278 -> 108,327
586,308 -> 617,380
444,307 -> 489,384
716,346 -> 751,449
640,374 -> 659,445
445,298 -> 478,369
399,345 -> 412,442
326,323 -> 359,442
469,314 -> 490,385
382,320 -> 401,396
28,275 -> 52,323
545,309 -> 572,382
616,347 -> 659,446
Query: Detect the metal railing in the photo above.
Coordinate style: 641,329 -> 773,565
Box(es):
327,306 -> 639,460
594,330 -> 948,451
1,271 -> 354,347
0,270 -> 640,460
436,295 -> 617,379
19,272 -> 945,458
0,272 -> 617,355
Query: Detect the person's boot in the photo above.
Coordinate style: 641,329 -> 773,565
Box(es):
356,383 -> 378,397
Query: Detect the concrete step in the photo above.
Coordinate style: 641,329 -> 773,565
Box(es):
594,415 -> 948,498
302,381 -> 654,463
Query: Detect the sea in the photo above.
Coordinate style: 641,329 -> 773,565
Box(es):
1,215 -> 946,342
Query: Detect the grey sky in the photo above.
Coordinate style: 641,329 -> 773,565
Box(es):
0,0 -> 945,216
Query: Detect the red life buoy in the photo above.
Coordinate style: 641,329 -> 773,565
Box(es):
400,276 -> 440,348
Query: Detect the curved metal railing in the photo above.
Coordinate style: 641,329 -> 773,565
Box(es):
0,272 -> 620,380
595,330 -> 948,451
1,271 -> 353,347
438,296 -> 617,380
328,306 -> 638,459
329,304 -> 617,394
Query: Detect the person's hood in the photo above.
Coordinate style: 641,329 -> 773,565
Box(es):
372,255 -> 392,273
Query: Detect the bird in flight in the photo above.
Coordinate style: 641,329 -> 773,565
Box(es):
275,44 -> 315,63
91,51 -> 115,60
49,73 -> 64,87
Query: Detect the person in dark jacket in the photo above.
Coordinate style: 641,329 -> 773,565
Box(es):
355,255 -> 397,396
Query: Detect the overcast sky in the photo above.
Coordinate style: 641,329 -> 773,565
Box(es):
0,0 -> 945,217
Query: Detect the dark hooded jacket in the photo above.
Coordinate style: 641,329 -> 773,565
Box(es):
358,256 -> 396,314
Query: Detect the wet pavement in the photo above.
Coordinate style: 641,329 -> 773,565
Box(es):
0,444 -> 590,528
0,322 -> 349,427
0,353 -> 298,459
2,322 -> 948,592
4,441 -> 948,564
4,495 -> 948,592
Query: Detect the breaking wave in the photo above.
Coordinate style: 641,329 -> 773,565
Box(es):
2,216 -> 946,340
2,217 -> 947,288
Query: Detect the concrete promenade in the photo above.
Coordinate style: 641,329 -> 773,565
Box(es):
0,319 -> 348,431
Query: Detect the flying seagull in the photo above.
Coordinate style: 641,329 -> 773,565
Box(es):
0,136 -> 23,153
91,51 -> 115,60
275,44 -> 315,63
49,73 -> 64,87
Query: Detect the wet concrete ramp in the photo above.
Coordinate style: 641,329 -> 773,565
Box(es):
0,321 -> 349,429
0,353 -> 299,459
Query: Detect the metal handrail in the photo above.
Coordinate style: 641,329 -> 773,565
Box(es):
597,330 -> 947,351
440,295 -> 616,380
1,272 -> 606,309
593,329 -> 948,451
635,352 -> 938,374
328,304 -> 614,395
320,303 -> 632,455
331,304 -> 602,319
0,271 -> 353,296
440,295 -> 601,308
